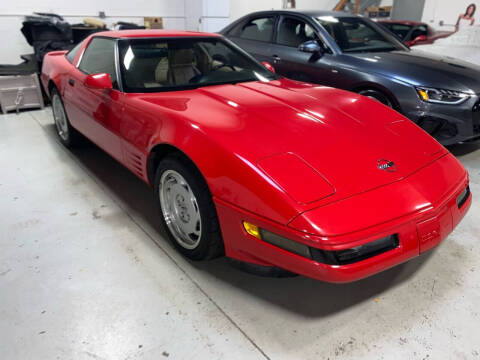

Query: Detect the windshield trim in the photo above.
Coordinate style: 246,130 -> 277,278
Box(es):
117,36 -> 280,93
123,78 -> 266,94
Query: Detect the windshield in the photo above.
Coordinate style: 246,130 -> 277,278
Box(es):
315,16 -> 406,53
118,37 -> 278,92
380,23 -> 413,41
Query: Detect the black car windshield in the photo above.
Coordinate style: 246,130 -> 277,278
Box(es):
118,37 -> 278,92
315,16 -> 406,53
379,22 -> 413,41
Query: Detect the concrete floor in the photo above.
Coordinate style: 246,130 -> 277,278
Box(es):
1,108 -> 479,360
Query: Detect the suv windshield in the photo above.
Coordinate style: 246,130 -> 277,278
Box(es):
118,37 -> 278,92
315,16 -> 405,53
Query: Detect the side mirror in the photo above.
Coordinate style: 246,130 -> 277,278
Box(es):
84,73 -> 113,90
412,35 -> 427,44
261,61 -> 275,73
298,40 -> 323,54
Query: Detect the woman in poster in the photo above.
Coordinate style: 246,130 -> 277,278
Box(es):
456,3 -> 476,31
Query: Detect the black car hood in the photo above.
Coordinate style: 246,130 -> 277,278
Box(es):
345,49 -> 480,93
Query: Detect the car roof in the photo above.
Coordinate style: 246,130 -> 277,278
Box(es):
242,9 -> 358,18
378,20 -> 426,26
92,29 -> 222,39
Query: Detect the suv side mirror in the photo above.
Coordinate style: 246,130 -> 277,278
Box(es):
298,40 -> 324,54
84,73 -> 113,90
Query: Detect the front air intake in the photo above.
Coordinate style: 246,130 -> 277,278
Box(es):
310,235 -> 399,265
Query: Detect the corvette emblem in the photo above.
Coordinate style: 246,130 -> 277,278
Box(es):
377,159 -> 397,172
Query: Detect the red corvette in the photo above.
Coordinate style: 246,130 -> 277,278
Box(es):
41,30 -> 471,283
378,20 -> 453,47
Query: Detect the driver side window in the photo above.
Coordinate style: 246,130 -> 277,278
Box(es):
237,17 -> 275,42
79,37 -> 118,88
277,17 -> 319,47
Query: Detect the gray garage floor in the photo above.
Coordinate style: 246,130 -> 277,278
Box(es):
1,108 -> 479,360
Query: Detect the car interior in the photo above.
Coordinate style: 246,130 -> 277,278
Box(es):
119,41 -> 253,90
277,18 -> 318,47
317,18 -> 397,51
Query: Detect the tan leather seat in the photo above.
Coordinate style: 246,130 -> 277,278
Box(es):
167,49 -> 199,85
154,57 -> 169,85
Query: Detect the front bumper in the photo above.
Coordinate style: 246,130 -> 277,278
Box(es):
214,154 -> 471,283
403,94 -> 480,145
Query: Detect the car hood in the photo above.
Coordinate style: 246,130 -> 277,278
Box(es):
138,78 -> 446,209
345,50 -> 480,93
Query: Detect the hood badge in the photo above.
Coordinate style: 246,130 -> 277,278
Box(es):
377,159 -> 397,173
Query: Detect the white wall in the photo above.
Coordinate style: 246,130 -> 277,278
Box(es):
422,0 -> 477,30
0,1 -> 186,64
185,0 -> 230,32
229,0 -> 338,22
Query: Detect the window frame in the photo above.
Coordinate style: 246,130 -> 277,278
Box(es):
231,15 -> 278,43
275,15 -> 321,48
65,41 -> 83,64
275,14 -> 333,54
77,36 -> 122,91
116,36 -> 280,94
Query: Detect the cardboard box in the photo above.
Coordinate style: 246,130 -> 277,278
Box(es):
366,6 -> 391,18
144,17 -> 163,29
378,6 -> 392,18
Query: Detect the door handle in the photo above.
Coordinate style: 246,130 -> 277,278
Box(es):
68,79 -> 75,86
272,55 -> 281,62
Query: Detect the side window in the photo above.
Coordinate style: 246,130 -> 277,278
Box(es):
238,17 -> 275,42
411,25 -> 428,40
278,17 -> 318,47
66,41 -> 83,64
79,38 -> 117,88
388,24 -> 412,40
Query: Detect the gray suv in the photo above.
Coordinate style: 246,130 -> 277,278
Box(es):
221,10 -> 480,145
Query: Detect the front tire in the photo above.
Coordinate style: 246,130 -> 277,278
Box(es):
154,154 -> 224,260
51,88 -> 81,148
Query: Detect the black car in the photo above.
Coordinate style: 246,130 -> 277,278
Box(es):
221,10 -> 480,145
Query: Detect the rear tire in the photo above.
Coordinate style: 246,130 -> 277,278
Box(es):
51,88 -> 82,148
358,89 -> 393,108
154,153 -> 224,261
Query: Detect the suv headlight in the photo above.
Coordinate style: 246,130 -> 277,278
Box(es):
416,87 -> 470,105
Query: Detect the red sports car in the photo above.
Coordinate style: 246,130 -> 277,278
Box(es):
41,30 -> 471,283
378,20 -> 453,47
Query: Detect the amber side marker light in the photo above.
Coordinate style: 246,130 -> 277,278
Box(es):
243,221 -> 261,239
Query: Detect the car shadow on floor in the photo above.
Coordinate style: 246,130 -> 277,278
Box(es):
43,123 -> 439,317
447,141 -> 480,156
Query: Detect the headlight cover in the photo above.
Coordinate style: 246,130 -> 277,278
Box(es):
416,87 -> 470,105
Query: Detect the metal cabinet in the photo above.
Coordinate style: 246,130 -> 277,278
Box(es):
0,74 -> 44,114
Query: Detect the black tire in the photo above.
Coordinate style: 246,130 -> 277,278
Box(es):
154,153 -> 224,261
51,88 -> 82,148
358,89 -> 393,108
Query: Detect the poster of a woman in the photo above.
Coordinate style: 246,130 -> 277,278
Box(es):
456,3 -> 476,31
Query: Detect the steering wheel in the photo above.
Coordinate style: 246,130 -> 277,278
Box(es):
212,63 -> 236,71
